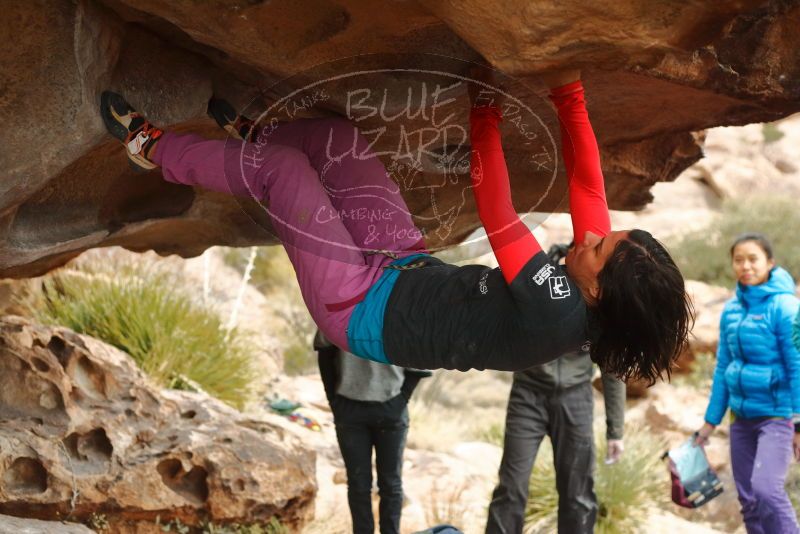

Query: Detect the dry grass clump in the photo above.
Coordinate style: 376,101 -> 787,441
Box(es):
26,257 -> 256,410
524,423 -> 667,534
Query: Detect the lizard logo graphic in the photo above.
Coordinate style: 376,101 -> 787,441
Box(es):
549,276 -> 571,299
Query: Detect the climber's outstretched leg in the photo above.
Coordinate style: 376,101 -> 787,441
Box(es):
206,99 -> 428,266
101,91 -> 383,351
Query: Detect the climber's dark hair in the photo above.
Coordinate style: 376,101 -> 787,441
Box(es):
590,229 -> 694,386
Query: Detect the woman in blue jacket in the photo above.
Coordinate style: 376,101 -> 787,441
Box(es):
696,233 -> 800,534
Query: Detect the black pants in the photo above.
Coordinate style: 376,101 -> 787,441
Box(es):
485,380 -> 596,534
333,394 -> 409,534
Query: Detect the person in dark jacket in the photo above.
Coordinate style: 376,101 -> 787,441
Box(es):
695,233 -> 800,534
315,330 -> 430,534
485,244 -> 626,534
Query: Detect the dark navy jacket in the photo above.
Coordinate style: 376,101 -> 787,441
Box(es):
705,267 -> 800,425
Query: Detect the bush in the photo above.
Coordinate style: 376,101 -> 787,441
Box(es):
670,196 -> 800,287
478,421 -> 506,447
762,122 -> 785,144
28,261 -> 256,410
524,424 -> 667,534
424,480 -> 472,527
282,341 -> 316,376
199,518 -> 289,534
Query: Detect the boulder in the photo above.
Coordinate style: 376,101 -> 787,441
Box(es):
694,113 -> 800,201
2,0 -> 800,277
0,315 -> 315,532
0,514 -> 94,534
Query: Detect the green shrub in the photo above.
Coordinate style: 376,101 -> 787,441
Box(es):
282,341 -> 316,376
762,122 -> 785,144
200,518 -> 288,534
593,426 -> 667,534
424,479 -> 471,527
670,196 -> 800,287
478,421 -> 506,447
29,262 -> 255,410
524,424 -> 667,534
156,516 -> 288,534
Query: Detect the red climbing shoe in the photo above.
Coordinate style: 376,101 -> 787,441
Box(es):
100,91 -> 163,171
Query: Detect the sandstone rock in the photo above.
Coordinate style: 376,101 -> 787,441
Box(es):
692,112 -> 800,201
0,315 -> 315,532
642,508 -> 728,534
2,1 -> 800,277
0,514 -> 94,534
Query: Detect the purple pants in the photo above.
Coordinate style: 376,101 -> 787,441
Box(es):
151,117 -> 426,351
730,418 -> 800,534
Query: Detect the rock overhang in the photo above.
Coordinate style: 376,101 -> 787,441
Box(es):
1,0 -> 799,278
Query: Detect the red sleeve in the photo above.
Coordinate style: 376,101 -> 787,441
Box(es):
470,106 -> 542,284
548,81 -> 610,244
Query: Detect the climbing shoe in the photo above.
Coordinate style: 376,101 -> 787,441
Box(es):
100,91 -> 163,171
207,97 -> 257,141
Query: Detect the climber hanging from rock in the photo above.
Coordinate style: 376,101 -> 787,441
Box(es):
99,65 -> 693,383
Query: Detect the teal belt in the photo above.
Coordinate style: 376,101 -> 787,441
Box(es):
346,253 -> 431,363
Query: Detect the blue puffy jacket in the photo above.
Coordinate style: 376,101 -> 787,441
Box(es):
794,309 -> 800,353
705,267 -> 800,425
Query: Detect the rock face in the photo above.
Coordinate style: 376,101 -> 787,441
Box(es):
0,514 -> 94,534
2,0 -> 800,277
0,316 -> 315,532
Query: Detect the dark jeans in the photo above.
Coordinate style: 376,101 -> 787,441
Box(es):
333,394 -> 409,534
486,380 -> 596,534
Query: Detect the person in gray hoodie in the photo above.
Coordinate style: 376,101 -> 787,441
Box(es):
485,244 -> 626,534
315,330 -> 430,534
